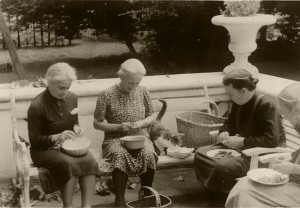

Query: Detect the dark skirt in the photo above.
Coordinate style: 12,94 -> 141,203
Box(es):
194,143 -> 250,193
30,149 -> 99,189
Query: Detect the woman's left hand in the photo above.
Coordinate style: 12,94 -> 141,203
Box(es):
272,161 -> 296,175
74,125 -> 84,137
131,120 -> 144,129
222,135 -> 245,149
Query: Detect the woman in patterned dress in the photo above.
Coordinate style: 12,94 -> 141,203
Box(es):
28,63 -> 99,208
93,58 -> 157,207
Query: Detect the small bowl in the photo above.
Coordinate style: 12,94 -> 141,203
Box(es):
167,146 -> 194,159
120,136 -> 146,150
62,137 -> 91,157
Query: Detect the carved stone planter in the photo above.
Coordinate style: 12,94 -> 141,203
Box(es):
212,14 -> 276,76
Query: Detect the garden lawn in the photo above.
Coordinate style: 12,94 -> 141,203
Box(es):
0,38 -> 300,84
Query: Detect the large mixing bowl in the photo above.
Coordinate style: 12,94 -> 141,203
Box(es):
62,137 -> 90,157
120,135 -> 146,150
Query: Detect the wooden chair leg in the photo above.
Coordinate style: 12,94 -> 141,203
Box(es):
249,155 -> 258,170
23,176 -> 30,208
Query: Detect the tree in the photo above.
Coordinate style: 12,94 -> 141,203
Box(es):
87,1 -> 140,55
135,1 -> 228,70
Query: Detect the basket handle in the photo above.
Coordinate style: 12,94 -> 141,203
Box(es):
193,97 -> 219,117
139,186 -> 161,208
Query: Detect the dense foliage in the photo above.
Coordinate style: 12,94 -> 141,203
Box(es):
1,1 -> 300,72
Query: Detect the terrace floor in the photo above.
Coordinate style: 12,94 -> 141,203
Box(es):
31,168 -> 213,208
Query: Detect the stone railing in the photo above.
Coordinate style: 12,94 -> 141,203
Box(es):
0,72 -> 297,179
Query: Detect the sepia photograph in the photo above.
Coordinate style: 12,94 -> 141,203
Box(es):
0,0 -> 299,207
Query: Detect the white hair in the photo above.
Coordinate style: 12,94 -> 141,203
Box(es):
278,83 -> 300,133
117,58 -> 146,77
45,62 -> 77,83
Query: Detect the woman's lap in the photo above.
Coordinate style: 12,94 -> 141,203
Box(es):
194,144 -> 249,192
102,138 -> 156,176
31,149 -> 99,188
226,177 -> 300,207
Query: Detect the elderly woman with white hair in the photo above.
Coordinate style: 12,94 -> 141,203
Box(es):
225,83 -> 300,208
27,63 -> 99,208
94,58 -> 157,207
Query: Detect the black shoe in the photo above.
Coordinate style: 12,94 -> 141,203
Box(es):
207,192 -> 227,208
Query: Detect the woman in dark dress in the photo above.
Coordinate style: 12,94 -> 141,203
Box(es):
27,63 -> 99,208
194,69 -> 286,205
226,83 -> 300,208
94,58 -> 157,207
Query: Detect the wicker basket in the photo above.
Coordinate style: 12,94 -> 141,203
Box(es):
176,99 -> 226,149
126,186 -> 172,208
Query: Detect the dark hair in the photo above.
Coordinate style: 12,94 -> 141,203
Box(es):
222,68 -> 259,90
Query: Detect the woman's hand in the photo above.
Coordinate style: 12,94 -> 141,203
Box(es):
272,156 -> 297,175
272,161 -> 297,175
118,122 -> 134,132
74,125 -> 84,137
131,120 -> 144,129
222,135 -> 244,149
52,130 -> 76,143
217,131 -> 229,143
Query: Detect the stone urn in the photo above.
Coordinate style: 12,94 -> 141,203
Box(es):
212,14 -> 276,76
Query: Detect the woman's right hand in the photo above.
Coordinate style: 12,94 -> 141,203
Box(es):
118,122 -> 134,132
272,156 -> 295,175
272,161 -> 296,175
52,130 -> 76,143
217,131 -> 229,143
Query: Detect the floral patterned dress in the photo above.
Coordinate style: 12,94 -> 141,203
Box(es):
94,84 -> 157,176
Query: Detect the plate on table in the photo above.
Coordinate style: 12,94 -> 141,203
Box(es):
247,168 -> 289,185
206,149 -> 241,159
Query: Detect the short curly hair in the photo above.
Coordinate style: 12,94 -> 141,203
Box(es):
117,58 -> 146,77
46,62 -> 77,83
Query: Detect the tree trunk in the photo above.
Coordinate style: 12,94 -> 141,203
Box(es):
40,23 -> 44,46
2,32 -> 6,50
33,23 -> 36,47
25,28 -> 28,47
16,15 -> 21,48
47,17 -> 50,46
54,34 -> 57,46
8,15 -> 10,31
0,8 -> 25,79
124,38 -> 137,55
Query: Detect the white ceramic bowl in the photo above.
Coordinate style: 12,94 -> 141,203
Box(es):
62,137 -> 90,157
120,136 -> 146,150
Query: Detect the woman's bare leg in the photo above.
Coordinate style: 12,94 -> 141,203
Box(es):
79,175 -> 96,208
60,176 -> 77,208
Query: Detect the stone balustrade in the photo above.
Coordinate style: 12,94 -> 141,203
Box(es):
0,72 -> 296,179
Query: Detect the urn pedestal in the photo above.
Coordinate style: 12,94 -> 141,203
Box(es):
212,14 -> 276,76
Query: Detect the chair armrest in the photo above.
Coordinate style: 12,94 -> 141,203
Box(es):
259,152 -> 292,164
243,147 -> 294,170
242,147 -> 294,157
